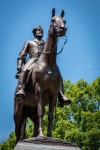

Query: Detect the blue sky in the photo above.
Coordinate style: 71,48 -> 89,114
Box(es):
0,0 -> 100,141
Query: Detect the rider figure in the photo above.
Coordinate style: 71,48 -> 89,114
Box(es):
16,26 -> 71,106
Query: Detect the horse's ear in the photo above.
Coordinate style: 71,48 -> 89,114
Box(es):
52,8 -> 55,17
61,9 -> 65,18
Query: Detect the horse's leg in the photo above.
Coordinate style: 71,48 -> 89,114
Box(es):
35,84 -> 44,137
33,119 -> 39,137
47,94 -> 57,137
29,107 -> 39,137
20,119 -> 26,139
14,101 -> 26,144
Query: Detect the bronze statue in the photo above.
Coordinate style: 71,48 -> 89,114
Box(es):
15,25 -> 70,107
16,26 -> 45,97
14,8 -> 71,143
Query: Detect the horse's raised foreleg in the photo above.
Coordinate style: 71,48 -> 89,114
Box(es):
35,83 -> 44,137
47,94 -> 57,137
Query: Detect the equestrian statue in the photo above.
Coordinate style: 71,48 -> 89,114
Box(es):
14,8 -> 71,144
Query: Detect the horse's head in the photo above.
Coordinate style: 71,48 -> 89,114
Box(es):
50,8 -> 67,37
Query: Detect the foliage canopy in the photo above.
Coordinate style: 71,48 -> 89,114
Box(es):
0,77 -> 100,150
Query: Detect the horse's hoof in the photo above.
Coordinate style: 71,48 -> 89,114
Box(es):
38,134 -> 45,138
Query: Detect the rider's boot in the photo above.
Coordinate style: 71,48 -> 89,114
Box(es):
16,71 -> 28,98
58,76 -> 71,107
58,90 -> 71,107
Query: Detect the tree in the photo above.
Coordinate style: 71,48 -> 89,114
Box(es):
0,77 -> 100,150
0,132 -> 16,150
63,78 -> 100,149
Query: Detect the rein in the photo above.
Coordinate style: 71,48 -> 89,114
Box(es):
42,35 -> 67,55
56,36 -> 67,55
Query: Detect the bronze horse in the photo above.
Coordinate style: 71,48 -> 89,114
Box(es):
14,8 -> 67,143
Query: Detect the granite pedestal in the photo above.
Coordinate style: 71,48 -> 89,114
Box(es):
14,137 -> 81,150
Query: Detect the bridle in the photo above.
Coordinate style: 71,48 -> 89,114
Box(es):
42,18 -> 67,55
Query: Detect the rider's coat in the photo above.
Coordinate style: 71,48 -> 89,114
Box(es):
18,38 -> 45,71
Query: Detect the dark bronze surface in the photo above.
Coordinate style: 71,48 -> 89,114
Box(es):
14,8 -> 71,144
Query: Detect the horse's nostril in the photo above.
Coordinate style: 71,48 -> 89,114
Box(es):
60,26 -> 64,30
60,26 -> 67,31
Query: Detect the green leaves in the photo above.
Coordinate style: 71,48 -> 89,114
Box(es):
83,129 -> 100,150
0,132 -> 16,150
0,77 -> 100,150
53,77 -> 100,149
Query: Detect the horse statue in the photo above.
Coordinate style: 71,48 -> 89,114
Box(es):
14,8 -> 67,143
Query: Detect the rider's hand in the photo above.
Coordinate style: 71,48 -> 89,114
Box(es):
17,65 -> 21,72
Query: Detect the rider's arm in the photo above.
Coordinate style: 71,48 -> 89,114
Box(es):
17,41 -> 29,72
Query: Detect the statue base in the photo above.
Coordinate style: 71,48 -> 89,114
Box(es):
14,137 -> 81,150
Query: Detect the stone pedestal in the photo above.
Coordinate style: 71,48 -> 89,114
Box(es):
14,137 -> 81,150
